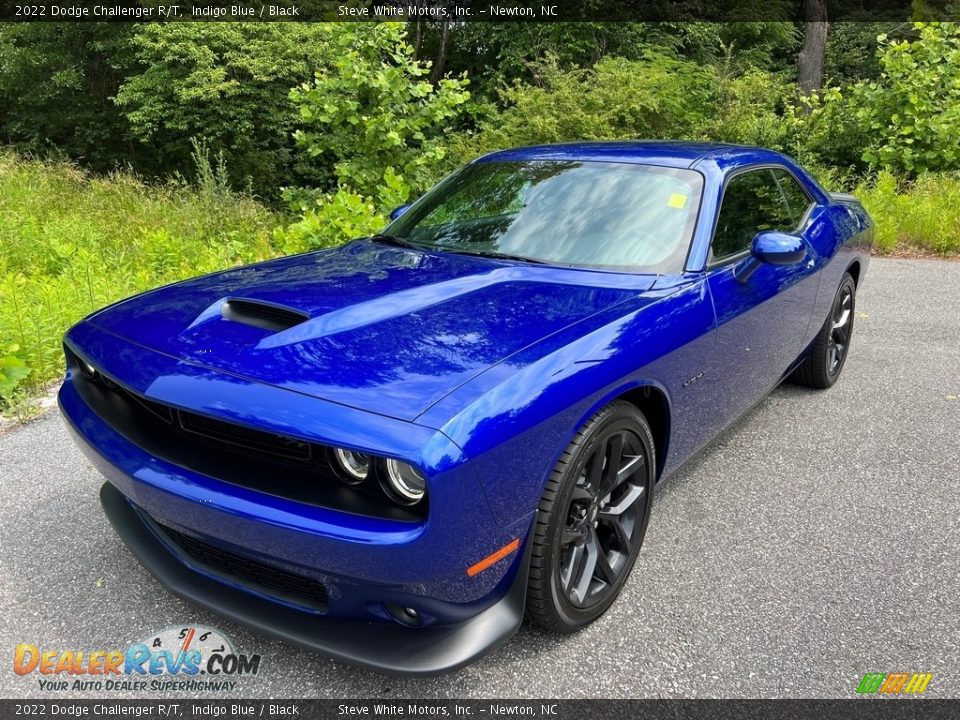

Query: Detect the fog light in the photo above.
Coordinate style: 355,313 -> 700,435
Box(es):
333,448 -> 370,484
383,459 -> 426,505
385,603 -> 423,627
77,357 -> 97,380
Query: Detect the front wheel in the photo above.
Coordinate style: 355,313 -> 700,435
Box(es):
525,401 -> 655,632
792,273 -> 857,389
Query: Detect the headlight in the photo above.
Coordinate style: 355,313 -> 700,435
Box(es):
333,448 -> 370,484
383,459 -> 427,505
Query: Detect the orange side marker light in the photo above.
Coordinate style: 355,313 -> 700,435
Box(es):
466,538 -> 520,577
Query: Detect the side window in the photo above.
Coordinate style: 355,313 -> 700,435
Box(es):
710,169 -> 796,263
771,168 -> 813,227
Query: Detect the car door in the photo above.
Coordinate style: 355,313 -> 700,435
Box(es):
705,166 -> 821,421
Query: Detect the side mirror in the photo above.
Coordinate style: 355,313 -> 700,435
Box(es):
751,231 -> 805,265
389,204 -> 411,221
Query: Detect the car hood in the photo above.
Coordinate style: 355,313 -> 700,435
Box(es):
88,241 -> 653,421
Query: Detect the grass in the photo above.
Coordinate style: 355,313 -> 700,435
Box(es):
854,171 -> 960,255
0,150 -> 281,409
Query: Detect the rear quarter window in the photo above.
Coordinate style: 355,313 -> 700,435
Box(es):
771,168 -> 814,228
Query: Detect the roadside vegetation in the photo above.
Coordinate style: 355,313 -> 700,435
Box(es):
1,20 -> 959,409
855,172 -> 960,255
0,150 -> 278,410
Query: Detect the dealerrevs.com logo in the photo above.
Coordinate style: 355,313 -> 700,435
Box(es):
13,625 -> 262,692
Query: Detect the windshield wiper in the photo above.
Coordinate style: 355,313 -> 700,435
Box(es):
368,234 -> 424,250
446,249 -> 551,265
370,237 -> 550,265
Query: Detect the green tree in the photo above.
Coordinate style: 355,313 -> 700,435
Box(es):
434,22 -> 651,96
0,25 -> 139,172
447,52 -> 717,165
824,21 -> 902,84
290,23 -> 470,199
708,68 -> 795,150
115,24 -> 340,199
281,23 -> 470,252
434,21 -> 798,103
853,22 -> 960,173
639,22 -> 798,71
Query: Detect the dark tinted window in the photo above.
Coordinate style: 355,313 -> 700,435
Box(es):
710,169 -> 796,262
772,168 -> 813,227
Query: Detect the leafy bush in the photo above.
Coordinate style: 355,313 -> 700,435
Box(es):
455,52 -> 716,159
709,68 -> 863,175
781,86 -> 873,173
708,68 -> 794,150
274,186 -> 392,255
281,24 -> 470,252
0,345 -> 29,407
824,21 -> 899,84
852,23 -> 960,174
0,151 -> 279,404
290,24 -> 469,198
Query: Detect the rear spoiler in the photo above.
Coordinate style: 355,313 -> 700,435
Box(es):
829,191 -> 862,206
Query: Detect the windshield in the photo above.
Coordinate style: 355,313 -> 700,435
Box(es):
385,160 -> 703,272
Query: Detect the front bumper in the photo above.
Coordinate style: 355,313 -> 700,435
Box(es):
98,481 -> 530,675
58,322 -> 535,674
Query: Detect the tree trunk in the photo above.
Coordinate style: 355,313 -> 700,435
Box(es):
798,0 -> 829,100
413,1 -> 423,60
429,17 -> 451,84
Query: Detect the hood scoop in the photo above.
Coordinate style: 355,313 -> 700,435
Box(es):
221,298 -> 308,333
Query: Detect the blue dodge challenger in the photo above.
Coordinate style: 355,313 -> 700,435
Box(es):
60,142 -> 872,674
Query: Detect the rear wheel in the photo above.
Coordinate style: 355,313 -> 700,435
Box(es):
793,273 -> 856,389
526,401 -> 655,632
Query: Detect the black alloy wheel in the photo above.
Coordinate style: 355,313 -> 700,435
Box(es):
526,401 -> 655,632
792,272 -> 857,389
827,282 -> 854,375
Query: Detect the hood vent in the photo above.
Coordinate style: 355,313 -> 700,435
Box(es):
221,298 -> 308,332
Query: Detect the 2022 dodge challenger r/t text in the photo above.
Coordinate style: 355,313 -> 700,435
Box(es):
59,142 -> 872,674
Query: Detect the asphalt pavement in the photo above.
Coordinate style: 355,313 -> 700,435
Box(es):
1,257 -> 958,699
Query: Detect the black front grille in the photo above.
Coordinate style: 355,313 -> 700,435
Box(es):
178,410 -> 313,462
160,524 -> 329,611
111,370 -> 321,466
67,347 -> 428,521
221,298 -> 308,332
117,384 -> 174,424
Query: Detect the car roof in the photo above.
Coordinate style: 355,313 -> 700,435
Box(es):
474,141 -> 788,171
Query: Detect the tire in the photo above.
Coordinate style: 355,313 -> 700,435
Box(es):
526,400 -> 655,633
792,273 -> 857,389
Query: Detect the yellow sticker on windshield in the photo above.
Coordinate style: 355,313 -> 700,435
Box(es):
668,193 -> 688,209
